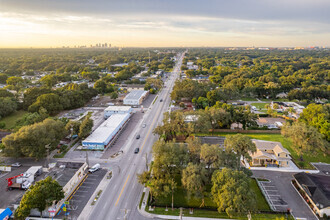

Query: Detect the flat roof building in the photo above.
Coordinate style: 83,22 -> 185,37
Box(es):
82,113 -> 130,150
123,90 -> 148,106
104,106 -> 132,119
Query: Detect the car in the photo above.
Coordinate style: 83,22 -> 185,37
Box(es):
160,99 -> 163,102
89,163 -> 100,173
136,134 -> 140,139
142,123 -> 146,128
11,162 -> 22,167
134,148 -> 140,154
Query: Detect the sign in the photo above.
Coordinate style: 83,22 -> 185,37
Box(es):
64,201 -> 69,205
63,207 -> 67,212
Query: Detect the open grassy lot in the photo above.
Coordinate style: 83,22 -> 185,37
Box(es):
197,132 -> 330,169
0,110 -> 27,129
250,103 -> 267,109
153,178 -> 270,211
239,98 -> 258,101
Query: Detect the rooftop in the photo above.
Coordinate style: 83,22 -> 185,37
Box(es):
104,106 -> 132,112
294,172 -> 330,208
257,117 -> 286,125
124,90 -> 147,100
46,162 -> 84,187
83,113 -> 130,144
252,139 -> 290,154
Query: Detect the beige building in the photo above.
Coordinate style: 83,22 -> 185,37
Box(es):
250,139 -> 291,167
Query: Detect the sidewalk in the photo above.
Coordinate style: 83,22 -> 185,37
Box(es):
244,159 -> 320,173
138,188 -> 231,220
77,170 -> 111,220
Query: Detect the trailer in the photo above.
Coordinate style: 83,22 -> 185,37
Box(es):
6,174 -> 31,190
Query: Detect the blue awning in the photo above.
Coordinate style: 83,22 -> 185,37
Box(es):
0,208 -> 13,220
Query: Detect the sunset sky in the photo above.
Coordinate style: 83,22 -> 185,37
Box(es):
0,0 -> 329,48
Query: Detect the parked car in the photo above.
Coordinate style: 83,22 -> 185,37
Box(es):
160,99 -> 163,102
88,164 -> 100,173
136,134 -> 140,139
142,123 -> 146,128
134,148 -> 140,154
11,162 -> 22,167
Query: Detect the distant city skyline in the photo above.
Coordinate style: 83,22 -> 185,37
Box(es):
0,0 -> 329,48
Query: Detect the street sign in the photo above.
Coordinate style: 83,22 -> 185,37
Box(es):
64,201 -> 69,205
63,207 -> 67,212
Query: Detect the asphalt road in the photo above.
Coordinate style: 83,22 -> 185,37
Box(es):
88,52 -> 185,220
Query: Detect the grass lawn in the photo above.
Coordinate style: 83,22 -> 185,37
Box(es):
0,110 -> 27,129
197,132 -> 330,169
250,103 -> 267,109
151,176 -> 271,217
240,98 -> 258,101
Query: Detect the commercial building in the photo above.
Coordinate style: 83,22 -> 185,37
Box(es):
123,90 -> 148,106
294,172 -> 330,217
104,106 -> 132,119
82,113 -> 130,150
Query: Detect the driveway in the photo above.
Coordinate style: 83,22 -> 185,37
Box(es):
253,170 -> 318,220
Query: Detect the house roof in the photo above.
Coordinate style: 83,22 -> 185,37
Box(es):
257,117 -> 286,126
294,172 -> 330,208
251,150 -> 277,160
252,139 -> 290,155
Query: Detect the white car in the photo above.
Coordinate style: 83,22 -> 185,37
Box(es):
11,162 -> 22,167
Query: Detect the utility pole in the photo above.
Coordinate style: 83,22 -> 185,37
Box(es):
45,144 -> 51,168
85,151 -> 89,168
145,153 -> 148,170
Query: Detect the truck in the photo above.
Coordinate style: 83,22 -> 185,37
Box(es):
6,173 -> 31,190
6,166 -> 42,191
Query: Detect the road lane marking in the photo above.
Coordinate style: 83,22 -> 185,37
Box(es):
115,175 -> 130,206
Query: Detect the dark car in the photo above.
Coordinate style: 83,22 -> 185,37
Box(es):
134,148 -> 140,154
136,134 -> 140,139
160,99 -> 163,102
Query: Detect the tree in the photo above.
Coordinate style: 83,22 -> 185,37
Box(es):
2,119 -> 66,159
153,111 -> 194,142
23,87 -> 51,110
65,120 -> 81,136
28,93 -> 63,115
15,177 -> 64,219
195,107 -> 231,134
299,104 -> 330,141
6,76 -> 25,93
40,74 -> 57,87
110,92 -> 118,99
0,88 -> 14,98
15,108 -> 48,129
94,79 -> 107,94
0,73 -> 8,84
78,115 -> 93,138
211,168 -> 257,217
200,144 -> 222,170
0,97 -> 17,117
281,121 -> 329,158
182,163 -> 208,207
224,134 -> 256,169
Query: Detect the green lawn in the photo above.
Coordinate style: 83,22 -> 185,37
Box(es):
152,177 -> 270,211
197,132 -> 330,169
148,206 -> 292,219
0,110 -> 27,129
240,98 -> 258,101
250,103 -> 267,109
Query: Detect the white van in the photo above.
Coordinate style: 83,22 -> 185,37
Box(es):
89,164 -> 100,173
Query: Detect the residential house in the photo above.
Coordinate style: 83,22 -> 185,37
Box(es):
257,117 -> 285,129
250,139 -> 291,167
294,172 -> 330,217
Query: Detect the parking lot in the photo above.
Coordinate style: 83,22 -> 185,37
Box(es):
56,169 -> 107,219
258,180 -> 288,211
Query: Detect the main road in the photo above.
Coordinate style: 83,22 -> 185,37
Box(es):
88,52 -> 185,220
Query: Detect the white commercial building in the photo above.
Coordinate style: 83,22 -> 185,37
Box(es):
123,90 -> 148,106
104,106 -> 133,119
82,113 -> 130,150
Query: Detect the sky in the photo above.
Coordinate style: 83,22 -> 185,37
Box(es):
0,0 -> 329,48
